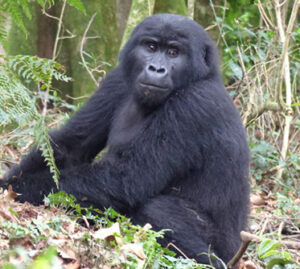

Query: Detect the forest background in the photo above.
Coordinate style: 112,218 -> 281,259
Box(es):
0,0 -> 299,268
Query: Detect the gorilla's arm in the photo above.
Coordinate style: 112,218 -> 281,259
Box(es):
9,101 -> 198,210
58,122 -> 196,213
3,68 -> 125,180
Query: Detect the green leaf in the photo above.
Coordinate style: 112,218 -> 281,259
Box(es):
228,60 -> 243,80
66,0 -> 86,14
260,249 -> 280,259
257,239 -> 282,258
291,102 -> 300,107
31,246 -> 59,269
266,257 -> 294,269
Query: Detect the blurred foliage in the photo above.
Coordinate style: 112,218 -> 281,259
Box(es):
120,0 -> 155,48
257,239 -> 296,269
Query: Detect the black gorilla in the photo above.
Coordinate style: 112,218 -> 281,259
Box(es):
2,14 -> 250,267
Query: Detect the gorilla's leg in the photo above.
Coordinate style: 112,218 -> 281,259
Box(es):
131,195 -> 226,268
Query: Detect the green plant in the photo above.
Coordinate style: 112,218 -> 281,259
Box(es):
257,239 -> 296,269
0,54 -> 72,185
47,191 -> 214,268
2,246 -> 61,269
0,0 -> 86,184
249,137 -> 281,181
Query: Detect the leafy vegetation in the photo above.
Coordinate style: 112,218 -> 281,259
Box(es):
0,0 -> 299,268
0,190 -> 213,268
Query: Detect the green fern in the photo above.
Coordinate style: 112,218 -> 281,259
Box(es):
0,72 -> 37,127
36,0 -> 56,10
66,0 -> 86,14
8,55 -> 71,89
0,14 -> 7,42
0,0 -> 32,35
0,0 -> 86,38
36,120 -> 60,186
0,54 -> 72,187
0,0 -> 84,186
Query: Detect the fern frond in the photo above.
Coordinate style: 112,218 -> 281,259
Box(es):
0,14 -> 7,42
8,55 -> 71,88
36,0 -> 56,10
36,119 -> 60,187
0,54 -> 71,184
0,0 -> 31,35
0,69 -> 60,184
66,0 -> 86,14
0,71 -> 37,127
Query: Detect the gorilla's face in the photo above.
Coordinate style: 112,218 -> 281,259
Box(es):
120,14 -> 219,108
132,36 -> 188,107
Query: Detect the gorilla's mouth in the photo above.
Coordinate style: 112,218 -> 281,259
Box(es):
139,82 -> 168,92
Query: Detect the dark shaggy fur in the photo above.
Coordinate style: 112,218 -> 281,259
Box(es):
2,14 -> 250,267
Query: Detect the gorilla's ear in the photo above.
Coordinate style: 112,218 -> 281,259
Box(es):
201,42 -> 219,79
204,44 -> 215,68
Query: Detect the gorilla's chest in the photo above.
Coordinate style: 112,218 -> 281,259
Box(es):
108,97 -> 146,147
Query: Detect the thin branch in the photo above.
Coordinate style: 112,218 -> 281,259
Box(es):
52,0 -> 67,60
187,0 -> 195,19
257,0 -> 275,29
273,0 -> 299,178
80,13 -> 99,86
209,0 -> 232,53
227,231 -> 300,268
42,10 -> 60,21
166,242 -> 189,259
246,101 -> 281,126
227,232 -> 252,268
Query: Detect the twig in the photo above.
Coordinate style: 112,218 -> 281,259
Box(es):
66,94 -> 91,101
227,231 -> 252,268
278,221 -> 285,236
246,101 -> 280,126
260,218 -> 270,237
166,242 -> 189,259
257,0 -> 275,29
245,231 -> 300,250
52,0 -> 67,60
205,24 -> 217,31
42,10 -> 60,21
227,231 -> 300,268
237,46 -> 254,126
187,0 -> 195,19
80,13 -> 99,86
209,0 -> 232,53
273,0 -> 299,179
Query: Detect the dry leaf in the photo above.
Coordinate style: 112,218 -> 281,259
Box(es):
6,185 -> 20,201
121,243 -> 146,260
59,246 -> 77,260
93,223 -> 122,245
65,260 -> 80,269
10,237 -> 34,250
243,260 -> 257,269
0,201 -> 19,222
250,194 -> 266,206
143,223 -> 152,230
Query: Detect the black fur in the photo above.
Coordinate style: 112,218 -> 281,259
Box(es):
2,14 -> 250,267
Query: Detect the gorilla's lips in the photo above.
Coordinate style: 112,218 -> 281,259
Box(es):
139,82 -> 169,92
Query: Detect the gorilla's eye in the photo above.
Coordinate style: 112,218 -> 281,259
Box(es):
168,48 -> 179,57
148,42 -> 157,52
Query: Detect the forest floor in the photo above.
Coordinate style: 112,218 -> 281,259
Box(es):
0,142 -> 299,268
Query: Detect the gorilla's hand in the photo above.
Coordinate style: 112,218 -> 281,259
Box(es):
0,168 -> 58,204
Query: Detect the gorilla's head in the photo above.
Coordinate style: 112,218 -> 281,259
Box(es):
120,14 -> 220,108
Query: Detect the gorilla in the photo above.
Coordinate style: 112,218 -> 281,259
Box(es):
1,14 -> 250,267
